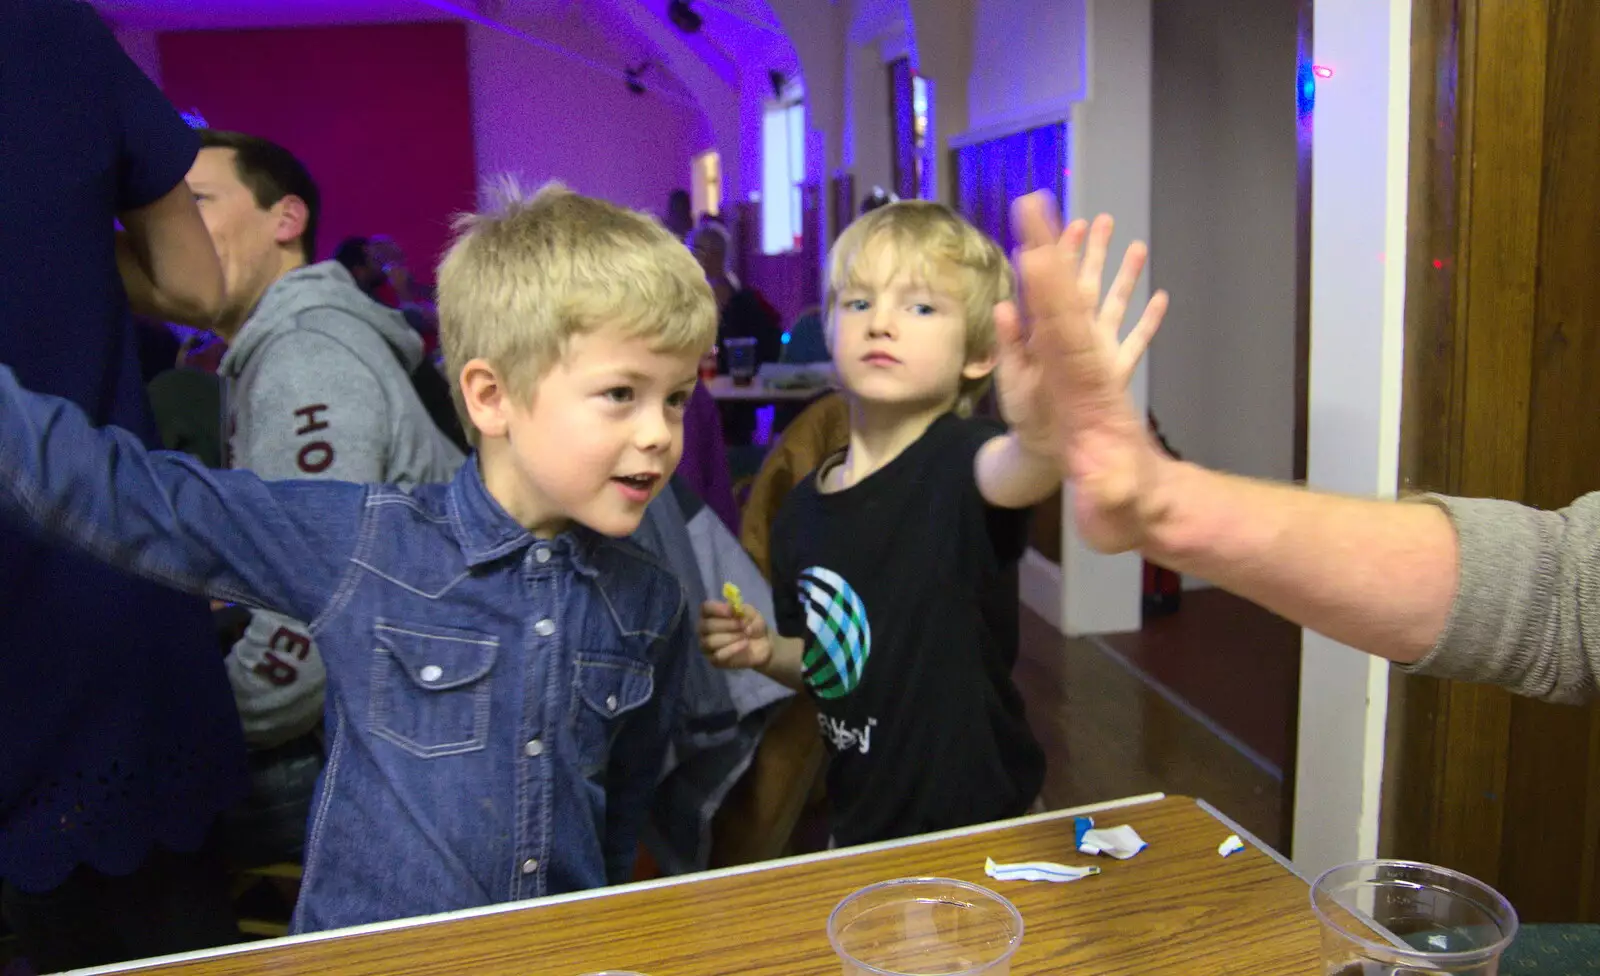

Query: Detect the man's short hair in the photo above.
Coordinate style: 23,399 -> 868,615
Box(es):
436,181 -> 717,446
199,130 -> 321,263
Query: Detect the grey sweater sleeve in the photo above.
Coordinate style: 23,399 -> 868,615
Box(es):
1402,492 -> 1600,703
234,326 -> 391,482
227,325 -> 391,746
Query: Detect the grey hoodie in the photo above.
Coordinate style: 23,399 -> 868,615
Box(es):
220,261 -> 464,748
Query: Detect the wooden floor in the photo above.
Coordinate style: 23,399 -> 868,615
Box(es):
1099,587 -> 1301,773
1017,605 -> 1287,850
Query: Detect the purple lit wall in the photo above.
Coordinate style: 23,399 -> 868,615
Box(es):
467,20 -> 712,217
159,22 -> 477,281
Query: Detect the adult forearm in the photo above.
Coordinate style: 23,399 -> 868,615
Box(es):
117,182 -> 224,327
1141,459 -> 1458,663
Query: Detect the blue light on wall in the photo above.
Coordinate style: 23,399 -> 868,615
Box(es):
1297,61 -> 1316,117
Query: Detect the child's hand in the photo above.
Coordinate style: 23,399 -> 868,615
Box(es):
699,600 -> 773,671
993,214 -> 1167,458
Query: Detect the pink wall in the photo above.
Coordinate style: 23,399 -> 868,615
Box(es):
468,20 -> 712,218
158,23 -> 478,281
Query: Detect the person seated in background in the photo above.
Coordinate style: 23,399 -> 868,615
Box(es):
688,222 -> 782,372
333,234 -> 442,360
701,201 -> 1165,847
185,130 -> 466,868
631,476 -> 792,875
663,188 -> 695,241
0,183 -> 713,933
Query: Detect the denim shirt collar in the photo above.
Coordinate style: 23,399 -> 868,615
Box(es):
447,457 -> 601,577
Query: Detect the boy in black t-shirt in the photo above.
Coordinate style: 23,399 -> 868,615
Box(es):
700,201 -> 1167,845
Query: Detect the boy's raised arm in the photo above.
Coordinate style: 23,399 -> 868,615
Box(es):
0,364 -> 362,626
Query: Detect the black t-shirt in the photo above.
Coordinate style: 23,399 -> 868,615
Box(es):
771,413 -> 1046,846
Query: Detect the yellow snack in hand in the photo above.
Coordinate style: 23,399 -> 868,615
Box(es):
722,582 -> 745,617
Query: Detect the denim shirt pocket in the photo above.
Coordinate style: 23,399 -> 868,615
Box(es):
370,621 -> 498,759
571,652 -> 655,777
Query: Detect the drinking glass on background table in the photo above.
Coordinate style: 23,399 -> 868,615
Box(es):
829,878 -> 1024,976
723,336 -> 758,387
1311,859 -> 1518,975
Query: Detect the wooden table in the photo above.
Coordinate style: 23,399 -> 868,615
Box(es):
83,795 -> 1322,976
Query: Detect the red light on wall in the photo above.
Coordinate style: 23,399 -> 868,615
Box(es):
1312,65 -> 1334,79
1432,259 -> 1444,269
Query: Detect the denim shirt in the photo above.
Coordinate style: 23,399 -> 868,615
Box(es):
0,365 -> 690,932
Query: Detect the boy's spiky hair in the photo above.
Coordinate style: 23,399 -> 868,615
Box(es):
437,180 -> 717,444
826,201 -> 1015,414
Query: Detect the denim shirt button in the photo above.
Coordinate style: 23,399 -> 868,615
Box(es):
524,738 -> 544,757
533,618 -> 556,637
419,664 -> 443,683
521,858 -> 538,874
605,694 -> 619,712
534,547 -> 551,564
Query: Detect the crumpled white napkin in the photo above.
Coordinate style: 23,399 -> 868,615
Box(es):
984,856 -> 1100,883
1075,816 -> 1148,860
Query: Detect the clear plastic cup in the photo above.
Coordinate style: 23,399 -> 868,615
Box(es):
724,336 -> 759,386
1311,859 -> 1518,975
828,878 -> 1024,976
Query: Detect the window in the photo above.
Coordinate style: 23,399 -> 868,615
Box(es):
761,92 -> 806,255
692,150 -> 722,218
913,75 -> 933,199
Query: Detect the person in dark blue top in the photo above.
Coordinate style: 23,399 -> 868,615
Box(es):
0,1 -> 247,969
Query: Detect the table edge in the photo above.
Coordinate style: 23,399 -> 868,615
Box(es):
67,792 -> 1169,976
1193,798 -> 1308,884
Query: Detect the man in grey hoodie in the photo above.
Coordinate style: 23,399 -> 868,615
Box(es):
187,130 -> 463,861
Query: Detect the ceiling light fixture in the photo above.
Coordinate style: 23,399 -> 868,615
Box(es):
668,0 -> 703,34
625,61 -> 652,95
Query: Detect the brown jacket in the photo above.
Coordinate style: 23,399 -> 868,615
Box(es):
740,393 -> 851,578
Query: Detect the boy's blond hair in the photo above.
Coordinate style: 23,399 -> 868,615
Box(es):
437,181 -> 717,444
825,200 -> 1014,414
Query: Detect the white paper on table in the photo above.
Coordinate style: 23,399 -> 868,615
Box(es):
984,856 -> 1100,883
1077,824 -> 1148,860
1217,834 -> 1245,857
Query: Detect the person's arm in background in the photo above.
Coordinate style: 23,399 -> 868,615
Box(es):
92,6 -> 223,327
1005,192 -> 1600,703
604,601 -> 692,884
226,324 -> 395,747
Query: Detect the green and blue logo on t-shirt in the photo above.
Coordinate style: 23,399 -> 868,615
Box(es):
798,565 -> 871,700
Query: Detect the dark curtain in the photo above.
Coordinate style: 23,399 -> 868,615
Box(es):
953,122 -> 1069,257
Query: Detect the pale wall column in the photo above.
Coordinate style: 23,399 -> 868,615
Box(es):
1057,0 -> 1151,636
1291,0 -> 1410,877
907,0 -> 974,202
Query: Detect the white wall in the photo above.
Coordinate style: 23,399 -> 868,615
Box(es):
845,39 -> 895,200
468,19 -> 713,216
1056,0 -> 1151,636
1292,0 -> 1410,878
1148,0 -> 1299,497
966,0 -> 1086,136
